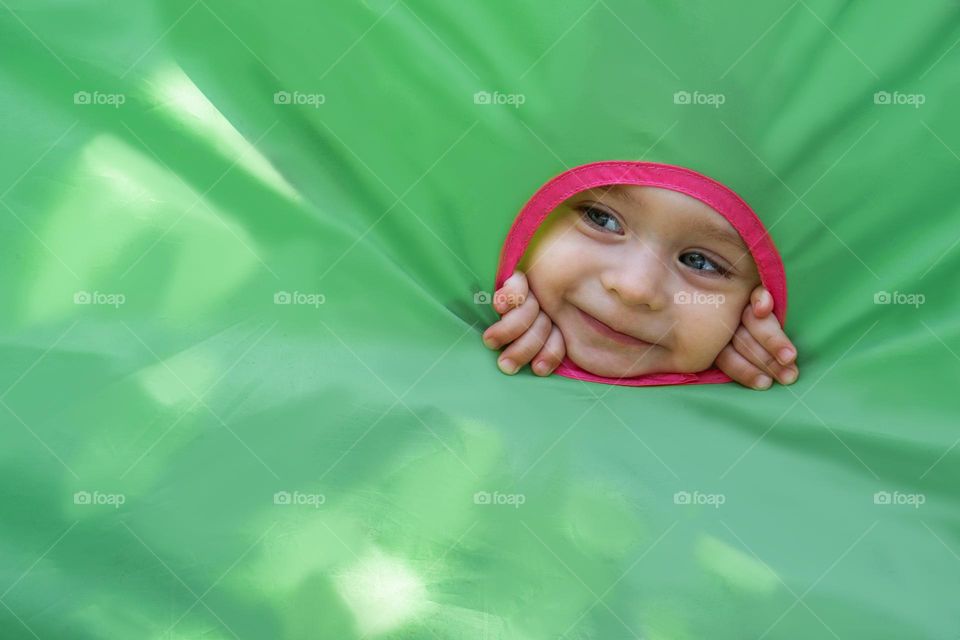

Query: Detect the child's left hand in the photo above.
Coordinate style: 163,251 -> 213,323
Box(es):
714,285 -> 799,390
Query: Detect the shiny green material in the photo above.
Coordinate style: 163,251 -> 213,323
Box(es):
1,1 -> 958,638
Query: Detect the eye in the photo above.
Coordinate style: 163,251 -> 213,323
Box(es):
679,251 -> 731,277
579,205 -> 624,235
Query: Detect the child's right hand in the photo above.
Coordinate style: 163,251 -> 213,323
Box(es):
482,271 -> 566,376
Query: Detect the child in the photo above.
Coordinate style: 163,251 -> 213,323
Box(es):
482,161 -> 798,389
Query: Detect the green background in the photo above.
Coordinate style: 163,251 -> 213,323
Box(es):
1,1 -> 958,638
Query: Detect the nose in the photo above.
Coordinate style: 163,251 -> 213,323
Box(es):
600,244 -> 669,310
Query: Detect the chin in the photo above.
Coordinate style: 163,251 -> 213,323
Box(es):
568,344 -> 662,378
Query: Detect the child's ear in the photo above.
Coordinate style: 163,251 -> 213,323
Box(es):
516,237 -> 540,273
516,252 -> 529,273
517,207 -> 566,273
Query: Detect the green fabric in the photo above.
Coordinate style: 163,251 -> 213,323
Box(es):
2,1 -> 958,638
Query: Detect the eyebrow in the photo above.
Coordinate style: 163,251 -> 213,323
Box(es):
680,219 -> 746,250
604,184 -> 644,207
599,185 -> 743,249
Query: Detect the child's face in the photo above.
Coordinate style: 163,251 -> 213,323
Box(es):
519,185 -> 763,378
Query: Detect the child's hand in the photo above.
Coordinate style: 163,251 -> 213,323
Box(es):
714,285 -> 799,390
482,271 -> 566,376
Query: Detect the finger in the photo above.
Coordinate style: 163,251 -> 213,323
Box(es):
732,326 -> 798,385
714,343 -> 774,390
498,310 -> 553,375
493,271 -> 529,314
532,323 -> 566,376
741,305 -> 797,366
750,285 -> 774,318
482,289 -> 540,349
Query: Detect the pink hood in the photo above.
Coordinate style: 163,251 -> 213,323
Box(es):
494,161 -> 788,387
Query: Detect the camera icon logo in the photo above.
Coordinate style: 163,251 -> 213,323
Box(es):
474,91 -> 492,105
873,91 -> 891,105
673,491 -> 691,505
73,91 -> 91,105
73,491 -> 91,505
473,491 -> 491,505
873,491 -> 891,505
474,290 -> 491,305
274,91 -> 291,105
673,291 -> 691,304
273,491 -> 292,505
274,291 -> 292,304
673,91 -> 691,105
74,290 -> 92,304
873,291 -> 891,304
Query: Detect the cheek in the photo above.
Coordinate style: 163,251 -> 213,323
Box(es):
522,235 -> 589,313
670,299 -> 745,368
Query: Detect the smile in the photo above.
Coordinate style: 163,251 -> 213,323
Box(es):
576,307 -> 655,348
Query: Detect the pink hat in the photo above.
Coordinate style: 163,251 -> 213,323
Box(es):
494,160 -> 788,387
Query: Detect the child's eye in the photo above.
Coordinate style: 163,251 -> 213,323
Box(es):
679,251 -> 731,277
579,205 -> 624,234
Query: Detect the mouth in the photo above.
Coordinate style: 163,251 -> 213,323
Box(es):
575,307 -> 657,348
